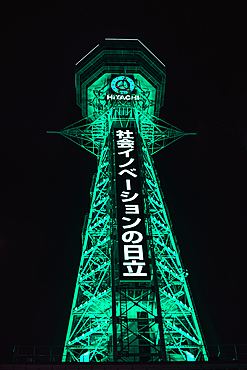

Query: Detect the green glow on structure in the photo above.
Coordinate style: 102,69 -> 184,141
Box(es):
48,39 -> 207,363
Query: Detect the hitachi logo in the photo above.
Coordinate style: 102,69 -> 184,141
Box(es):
106,94 -> 140,101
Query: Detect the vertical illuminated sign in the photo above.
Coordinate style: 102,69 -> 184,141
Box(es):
114,128 -> 150,281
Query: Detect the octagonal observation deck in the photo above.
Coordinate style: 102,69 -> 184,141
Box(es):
75,38 -> 166,120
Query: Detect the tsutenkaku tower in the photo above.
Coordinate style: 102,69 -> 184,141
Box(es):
50,39 -> 208,363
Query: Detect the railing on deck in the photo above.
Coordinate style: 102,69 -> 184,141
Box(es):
12,344 -> 247,363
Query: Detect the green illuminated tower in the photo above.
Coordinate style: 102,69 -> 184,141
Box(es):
51,39 -> 208,362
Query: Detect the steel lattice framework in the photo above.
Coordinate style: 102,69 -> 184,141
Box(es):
48,39 -> 208,363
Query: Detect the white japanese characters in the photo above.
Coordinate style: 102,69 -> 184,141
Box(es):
115,129 -> 149,280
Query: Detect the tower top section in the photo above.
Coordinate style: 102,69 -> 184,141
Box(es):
75,38 -> 166,119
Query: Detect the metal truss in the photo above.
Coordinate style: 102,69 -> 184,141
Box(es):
114,284 -> 165,362
133,108 -> 195,155
140,140 -> 208,361
62,142 -> 113,362
47,111 -> 110,156
48,104 -> 191,157
52,105 -> 207,362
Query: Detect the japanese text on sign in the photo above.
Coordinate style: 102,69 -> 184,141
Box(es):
114,128 -> 150,281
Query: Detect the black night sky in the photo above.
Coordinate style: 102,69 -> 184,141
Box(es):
1,1 -> 247,363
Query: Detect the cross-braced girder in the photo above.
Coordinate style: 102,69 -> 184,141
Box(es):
62,143 -> 114,362
115,285 -> 164,362
140,142 -> 208,361
57,105 -> 207,363
48,105 -> 192,157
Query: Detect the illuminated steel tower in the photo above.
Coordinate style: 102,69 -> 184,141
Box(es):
51,39 -> 208,362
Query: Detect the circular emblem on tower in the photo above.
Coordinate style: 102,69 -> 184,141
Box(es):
111,76 -> 135,95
